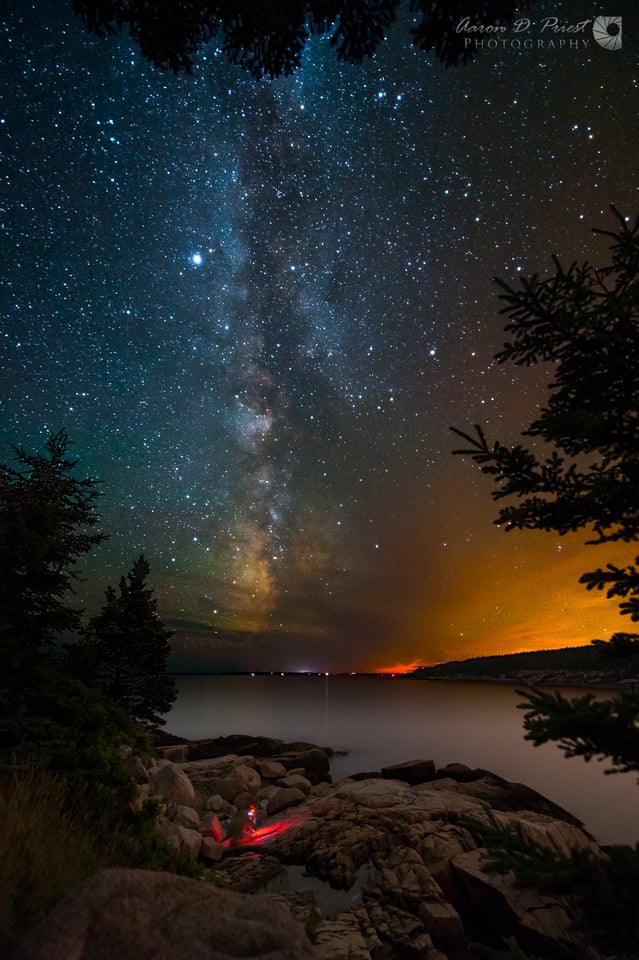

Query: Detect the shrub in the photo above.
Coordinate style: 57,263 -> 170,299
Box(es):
472,937 -> 541,960
0,765 -> 201,956
0,766 -> 101,955
465,812 -> 639,955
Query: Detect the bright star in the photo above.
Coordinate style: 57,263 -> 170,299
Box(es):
191,253 -> 202,266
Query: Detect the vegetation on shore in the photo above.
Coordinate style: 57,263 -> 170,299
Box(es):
413,642 -> 639,683
465,811 -> 639,959
0,432 -> 196,955
449,213 -> 639,957
451,211 -> 639,778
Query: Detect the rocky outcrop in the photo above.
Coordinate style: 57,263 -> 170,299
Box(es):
264,774 -> 603,959
452,847 -> 584,955
163,734 -> 333,785
431,765 -> 585,826
15,740 -> 609,960
12,868 -> 316,960
382,757 -> 437,784
129,745 -> 331,860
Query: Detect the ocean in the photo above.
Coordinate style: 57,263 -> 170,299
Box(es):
164,674 -> 637,846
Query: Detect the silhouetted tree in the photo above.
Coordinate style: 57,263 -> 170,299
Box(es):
0,430 -> 105,667
591,631 -> 639,659
71,0 -> 533,76
83,555 -> 176,727
452,208 -> 639,776
517,685 -> 639,776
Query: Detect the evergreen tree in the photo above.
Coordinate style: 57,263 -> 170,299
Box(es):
70,0 -> 533,77
84,556 -> 176,727
0,430 -> 105,666
452,208 -> 639,775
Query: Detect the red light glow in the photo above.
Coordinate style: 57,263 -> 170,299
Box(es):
222,809 -> 309,850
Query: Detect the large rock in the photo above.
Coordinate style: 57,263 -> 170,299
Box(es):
185,735 -> 333,765
156,744 -> 189,762
432,768 -> 585,826
170,804 -> 201,830
152,816 -> 203,857
179,736 -> 332,785
381,757 -> 436,784
149,761 -> 195,806
278,773 -> 312,795
436,762 -> 475,783
452,847 -> 602,959
181,756 -> 262,804
275,747 -> 331,784
200,836 -> 224,862
123,753 -> 150,784
13,868 -> 317,960
258,759 -> 288,779
266,786 -> 306,816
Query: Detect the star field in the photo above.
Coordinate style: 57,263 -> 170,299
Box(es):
1,2 -> 638,671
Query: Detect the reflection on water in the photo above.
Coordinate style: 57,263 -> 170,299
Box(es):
275,861 -> 376,916
166,675 -> 638,846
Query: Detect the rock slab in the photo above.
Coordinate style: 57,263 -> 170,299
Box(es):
13,868 -> 316,960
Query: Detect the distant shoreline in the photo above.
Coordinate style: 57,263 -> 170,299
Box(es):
168,671 -> 412,678
168,668 -> 637,689
168,644 -> 639,689
416,672 -> 635,690
411,644 -> 639,690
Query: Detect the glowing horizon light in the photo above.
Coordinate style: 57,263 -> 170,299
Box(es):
375,660 -> 424,674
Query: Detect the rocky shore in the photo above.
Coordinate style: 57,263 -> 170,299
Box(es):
14,733 -> 610,960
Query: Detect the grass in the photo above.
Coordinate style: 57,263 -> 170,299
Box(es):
0,765 -> 103,956
0,762 -> 202,958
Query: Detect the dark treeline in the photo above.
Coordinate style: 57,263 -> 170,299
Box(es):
0,431 -> 195,954
413,644 -> 637,681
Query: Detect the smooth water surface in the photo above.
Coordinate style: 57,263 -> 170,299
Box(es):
166,675 -> 637,846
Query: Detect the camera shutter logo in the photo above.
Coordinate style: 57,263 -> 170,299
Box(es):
593,16 -> 622,49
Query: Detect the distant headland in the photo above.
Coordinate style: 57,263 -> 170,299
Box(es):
411,644 -> 639,687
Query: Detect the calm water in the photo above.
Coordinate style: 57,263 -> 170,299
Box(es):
165,675 -> 637,846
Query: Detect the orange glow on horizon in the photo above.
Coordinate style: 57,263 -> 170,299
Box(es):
399,480 -> 636,667
375,660 -> 425,674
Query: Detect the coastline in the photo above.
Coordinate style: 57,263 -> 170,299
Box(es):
416,671 -> 639,689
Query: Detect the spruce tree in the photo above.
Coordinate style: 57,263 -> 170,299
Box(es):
452,209 -> 639,776
84,555 -> 177,727
0,430 -> 104,666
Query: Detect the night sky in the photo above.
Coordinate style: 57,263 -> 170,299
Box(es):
2,2 -> 638,672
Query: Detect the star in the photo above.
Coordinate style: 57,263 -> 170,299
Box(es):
1,0 -> 637,673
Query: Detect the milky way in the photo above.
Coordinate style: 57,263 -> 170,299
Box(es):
1,2 -> 637,671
